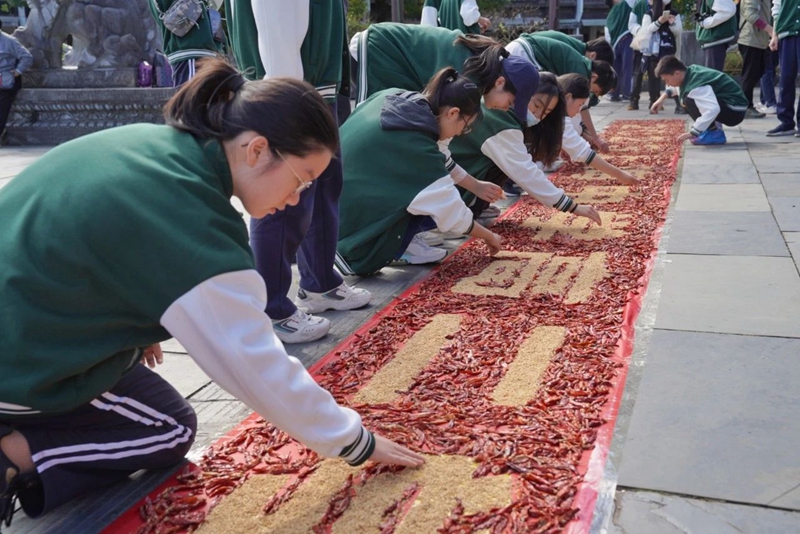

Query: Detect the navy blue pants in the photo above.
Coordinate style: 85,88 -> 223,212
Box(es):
611,34 -> 634,99
0,364 -> 196,517
777,35 -> 800,130
760,48 -> 778,107
703,43 -> 727,72
250,101 -> 344,320
395,216 -> 437,259
171,58 -> 197,87
684,97 -> 745,129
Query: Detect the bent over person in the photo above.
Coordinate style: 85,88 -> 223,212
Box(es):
0,59 -> 423,529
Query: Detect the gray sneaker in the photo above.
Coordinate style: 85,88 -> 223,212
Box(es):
766,124 -> 796,136
744,107 -> 766,119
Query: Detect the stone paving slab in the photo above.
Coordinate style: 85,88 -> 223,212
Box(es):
152,352 -> 211,398
654,254 -> 800,337
751,155 -> 800,173
771,485 -> 800,510
667,211 -> 788,256
762,174 -> 800,197
786,232 -> 800,273
618,330 -> 800,508
769,197 -> 800,232
675,184 -> 771,212
610,490 -> 800,534
677,163 -> 760,184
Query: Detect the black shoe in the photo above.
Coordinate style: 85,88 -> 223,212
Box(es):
674,106 -> 687,115
0,448 -> 20,530
627,101 -> 639,111
608,95 -> 622,102
766,124 -> 797,136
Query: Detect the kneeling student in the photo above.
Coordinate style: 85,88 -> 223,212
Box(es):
650,55 -> 747,145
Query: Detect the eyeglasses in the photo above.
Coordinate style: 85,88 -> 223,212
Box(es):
460,116 -> 474,136
276,150 -> 313,195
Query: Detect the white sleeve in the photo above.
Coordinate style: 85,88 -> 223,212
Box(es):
349,33 -> 360,60
605,26 -> 612,43
702,0 -> 736,28
561,117 -> 596,163
421,5 -> 439,26
772,0 -> 782,19
686,85 -> 720,135
407,176 -> 474,234
438,139 -> 468,183
629,12 -> 642,35
671,15 -> 683,35
160,270 -> 372,462
645,14 -> 660,32
460,0 -> 482,26
481,130 -> 575,211
505,40 -> 527,59
251,0 -> 309,80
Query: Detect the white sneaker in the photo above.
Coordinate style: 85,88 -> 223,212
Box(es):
763,104 -> 778,114
418,230 -> 444,246
431,229 -> 468,240
396,234 -> 447,265
296,283 -> 372,313
272,309 -> 331,343
543,159 -> 564,173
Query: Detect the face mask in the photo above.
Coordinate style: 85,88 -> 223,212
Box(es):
526,110 -> 541,127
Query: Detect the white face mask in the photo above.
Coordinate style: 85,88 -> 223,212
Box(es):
526,110 -> 541,127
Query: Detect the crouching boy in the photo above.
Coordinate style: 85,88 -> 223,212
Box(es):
650,55 -> 747,145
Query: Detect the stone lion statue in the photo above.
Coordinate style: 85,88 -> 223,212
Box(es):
14,0 -> 161,69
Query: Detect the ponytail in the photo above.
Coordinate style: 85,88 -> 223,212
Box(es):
454,34 -> 501,55
461,44 -> 512,95
164,57 -> 338,157
422,67 -> 483,118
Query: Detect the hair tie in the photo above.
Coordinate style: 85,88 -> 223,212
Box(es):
232,75 -> 247,93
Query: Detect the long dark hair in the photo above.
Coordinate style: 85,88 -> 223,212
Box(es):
591,60 -> 618,95
525,72 -> 565,166
456,34 -> 506,96
164,58 -> 338,158
422,67 -> 483,118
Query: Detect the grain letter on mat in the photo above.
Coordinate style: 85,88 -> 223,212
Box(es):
523,211 -> 633,241
491,326 -> 567,406
196,474 -> 290,533
354,314 -> 462,405
451,252 -> 549,298
571,186 -> 638,204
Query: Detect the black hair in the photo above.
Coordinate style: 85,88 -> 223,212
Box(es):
557,73 -> 591,100
655,55 -> 686,76
586,37 -> 615,65
526,72 -> 565,166
591,60 -> 617,95
422,67 -> 483,118
461,44 -> 513,95
454,34 -> 501,55
164,57 -> 338,158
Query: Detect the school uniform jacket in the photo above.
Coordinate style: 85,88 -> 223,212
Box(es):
695,0 -> 738,48
337,90 -> 474,276
0,124 -> 372,464
448,105 -> 578,213
772,0 -> 800,39
506,34 -> 593,79
422,0 -> 482,33
224,0 -> 348,101
351,23 -> 472,104
666,65 -> 747,135
149,0 -> 218,65
534,30 -> 588,55
605,0 -> 635,47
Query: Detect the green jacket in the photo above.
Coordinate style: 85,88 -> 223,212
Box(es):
338,90 -> 450,275
606,0 -> 633,46
224,0 -> 349,101
680,64 -> 748,108
0,125 -> 253,416
534,30 -> 587,55
775,0 -> 800,39
354,23 -> 472,103
512,33 -> 593,78
696,0 -> 738,47
149,0 -> 218,64
439,0 -> 481,34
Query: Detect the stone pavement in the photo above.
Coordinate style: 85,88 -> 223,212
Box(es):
1,94 -> 799,533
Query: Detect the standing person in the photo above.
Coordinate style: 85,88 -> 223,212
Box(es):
0,20 -> 32,143
148,0 -> 219,86
0,59 -> 424,529
641,0 -> 683,112
694,0 -> 737,71
224,0 -> 371,344
628,0 -> 651,109
757,48 -> 778,113
651,55 -> 747,144
448,72 -> 604,225
605,0 -> 635,101
421,0 -> 492,34
738,0 -> 774,118
336,69 -> 502,275
534,30 -> 616,64
766,0 -> 800,136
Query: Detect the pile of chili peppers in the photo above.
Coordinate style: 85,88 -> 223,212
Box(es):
135,120 -> 684,534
